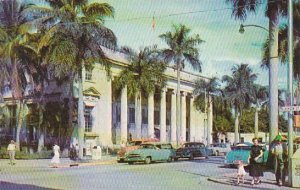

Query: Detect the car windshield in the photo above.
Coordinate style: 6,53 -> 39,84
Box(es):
232,146 -> 251,151
127,141 -> 142,146
140,144 -> 155,149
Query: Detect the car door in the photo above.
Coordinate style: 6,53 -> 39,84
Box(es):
160,144 -> 172,160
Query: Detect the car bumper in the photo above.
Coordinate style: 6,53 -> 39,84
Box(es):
125,156 -> 146,162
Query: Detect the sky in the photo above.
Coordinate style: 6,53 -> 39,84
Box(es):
96,0 -> 288,89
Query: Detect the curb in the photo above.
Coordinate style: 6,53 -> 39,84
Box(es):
53,159 -> 117,168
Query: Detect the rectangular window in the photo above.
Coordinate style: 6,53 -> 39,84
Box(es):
142,108 -> 148,124
154,110 -> 160,125
129,108 -> 135,124
84,106 -> 93,132
85,70 -> 93,81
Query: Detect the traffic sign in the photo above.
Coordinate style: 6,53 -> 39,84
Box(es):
280,106 -> 300,112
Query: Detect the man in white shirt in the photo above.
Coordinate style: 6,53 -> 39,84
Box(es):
7,140 -> 16,165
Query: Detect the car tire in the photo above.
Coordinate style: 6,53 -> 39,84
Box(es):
144,157 -> 151,164
128,162 -> 134,165
167,156 -> 173,163
189,154 -> 194,160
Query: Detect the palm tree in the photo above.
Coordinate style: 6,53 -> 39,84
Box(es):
35,0 -> 117,159
226,0 -> 287,143
262,1 -> 300,77
252,85 -> 268,138
159,24 -> 204,145
222,64 -> 257,144
114,46 -> 166,139
0,0 -> 44,150
193,77 -> 221,143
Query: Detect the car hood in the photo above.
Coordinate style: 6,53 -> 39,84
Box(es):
127,149 -> 147,155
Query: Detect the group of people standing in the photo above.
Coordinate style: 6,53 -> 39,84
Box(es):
237,135 -> 288,186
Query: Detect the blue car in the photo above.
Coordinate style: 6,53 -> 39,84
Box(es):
224,142 -> 269,166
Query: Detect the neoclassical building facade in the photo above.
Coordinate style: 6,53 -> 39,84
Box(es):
1,48 -> 213,153
81,48 -> 213,151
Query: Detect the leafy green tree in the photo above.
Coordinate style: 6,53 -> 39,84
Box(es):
159,24 -> 204,144
114,46 -> 166,139
222,64 -> 257,144
35,0 -> 117,158
0,0 -> 45,150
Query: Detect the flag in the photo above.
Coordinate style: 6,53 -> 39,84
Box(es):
152,16 -> 156,30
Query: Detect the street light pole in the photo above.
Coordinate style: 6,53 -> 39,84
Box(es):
288,0 -> 294,186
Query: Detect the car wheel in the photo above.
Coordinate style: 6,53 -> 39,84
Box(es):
144,157 -> 151,164
167,156 -> 173,163
128,162 -> 134,165
189,154 -> 194,160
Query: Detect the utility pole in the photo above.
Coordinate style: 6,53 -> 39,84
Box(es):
288,0 -> 294,186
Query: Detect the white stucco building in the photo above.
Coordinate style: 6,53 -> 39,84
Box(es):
1,48 -> 213,154
79,48 -> 213,151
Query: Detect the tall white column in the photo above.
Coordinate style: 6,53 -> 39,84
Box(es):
190,96 -> 195,142
207,95 -> 213,145
160,89 -> 166,142
170,91 -> 177,143
135,92 -> 142,139
148,93 -> 154,138
181,92 -> 186,143
120,86 -> 128,143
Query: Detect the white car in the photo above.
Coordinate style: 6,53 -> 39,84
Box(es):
208,143 -> 231,156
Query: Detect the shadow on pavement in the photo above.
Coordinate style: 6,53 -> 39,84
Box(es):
0,181 -> 61,190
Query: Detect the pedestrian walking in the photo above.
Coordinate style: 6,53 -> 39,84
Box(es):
236,160 -> 246,185
248,137 -> 264,185
270,135 -> 288,186
7,140 -> 16,165
50,143 -> 60,168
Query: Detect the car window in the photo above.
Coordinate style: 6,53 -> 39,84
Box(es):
134,141 -> 142,146
156,145 -> 162,149
161,144 -> 172,149
140,144 -> 154,149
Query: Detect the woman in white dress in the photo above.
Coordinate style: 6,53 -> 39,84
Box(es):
51,144 -> 60,168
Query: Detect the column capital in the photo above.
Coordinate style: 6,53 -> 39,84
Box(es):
181,91 -> 187,96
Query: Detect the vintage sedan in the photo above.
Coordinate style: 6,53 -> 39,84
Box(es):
125,143 -> 176,165
117,138 -> 159,163
224,143 -> 269,167
175,142 -> 209,160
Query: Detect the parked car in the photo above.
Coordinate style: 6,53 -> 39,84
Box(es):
117,138 -> 159,163
175,142 -> 209,160
224,142 -> 269,167
125,143 -> 176,165
208,143 -> 231,156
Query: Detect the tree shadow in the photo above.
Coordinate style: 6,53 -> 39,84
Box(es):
0,181 -> 61,190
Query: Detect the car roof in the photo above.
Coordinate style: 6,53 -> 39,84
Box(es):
140,142 -> 172,146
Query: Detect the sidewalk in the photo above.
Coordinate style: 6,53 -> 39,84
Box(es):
0,155 -> 117,169
207,171 -> 297,190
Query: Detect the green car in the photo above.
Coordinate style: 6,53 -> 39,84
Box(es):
224,143 -> 269,166
125,143 -> 176,165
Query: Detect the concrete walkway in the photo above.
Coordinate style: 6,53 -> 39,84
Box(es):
0,155 -> 117,169
207,171 -> 297,190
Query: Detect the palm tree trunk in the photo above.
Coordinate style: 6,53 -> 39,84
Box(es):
15,100 -> 24,151
254,106 -> 259,138
234,111 -> 239,145
37,107 -> 44,152
176,64 -> 181,146
135,92 -> 142,139
77,73 -> 85,159
268,11 -> 279,144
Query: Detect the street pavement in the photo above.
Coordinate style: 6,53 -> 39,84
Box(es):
0,156 -> 298,190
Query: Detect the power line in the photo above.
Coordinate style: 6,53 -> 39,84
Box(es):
106,0 -> 283,22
